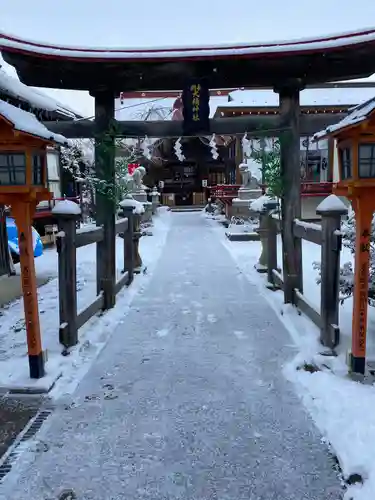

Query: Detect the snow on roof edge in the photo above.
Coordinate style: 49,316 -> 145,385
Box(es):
1,26 -> 375,52
0,68 -> 81,118
2,28 -> 375,59
0,99 -> 71,146
219,88 -> 375,109
30,86 -> 81,118
314,97 -> 375,140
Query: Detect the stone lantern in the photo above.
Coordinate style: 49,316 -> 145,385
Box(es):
151,186 -> 160,215
231,161 -> 262,218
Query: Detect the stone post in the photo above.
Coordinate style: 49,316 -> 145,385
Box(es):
316,195 -> 348,348
52,200 -> 81,348
266,212 -> 279,288
132,185 -> 152,222
151,186 -> 160,215
120,196 -> 143,274
133,213 -> 143,273
255,212 -> 268,273
119,205 -> 135,285
254,199 -> 279,275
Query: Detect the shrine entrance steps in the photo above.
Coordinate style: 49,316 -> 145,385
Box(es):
169,205 -> 205,212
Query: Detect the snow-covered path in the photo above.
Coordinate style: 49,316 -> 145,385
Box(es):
0,213 -> 342,499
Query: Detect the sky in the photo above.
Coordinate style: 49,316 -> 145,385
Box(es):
1,0 -> 375,118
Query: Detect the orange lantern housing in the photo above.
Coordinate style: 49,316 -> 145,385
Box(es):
0,99 -> 70,379
314,98 -> 375,374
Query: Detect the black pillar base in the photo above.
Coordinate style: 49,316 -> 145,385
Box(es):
351,355 -> 366,375
29,352 -> 45,379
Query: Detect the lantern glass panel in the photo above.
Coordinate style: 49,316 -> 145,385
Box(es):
0,153 -> 26,185
32,154 -> 45,186
339,147 -> 352,180
358,143 -> 375,178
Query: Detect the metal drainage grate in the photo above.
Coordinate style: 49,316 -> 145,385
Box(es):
0,409 -> 52,482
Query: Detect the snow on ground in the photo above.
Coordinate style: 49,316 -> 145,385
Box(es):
0,209 -> 171,398
207,214 -> 375,500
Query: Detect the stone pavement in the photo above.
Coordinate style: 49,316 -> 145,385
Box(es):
0,213 -> 343,499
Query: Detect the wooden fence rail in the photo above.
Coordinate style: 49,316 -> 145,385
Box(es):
265,198 -> 348,348
55,205 -> 139,349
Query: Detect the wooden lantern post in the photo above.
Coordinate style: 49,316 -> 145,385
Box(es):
11,197 -> 48,378
350,191 -> 375,374
315,106 -> 375,374
335,185 -> 375,374
0,188 -> 51,380
0,105 -> 69,378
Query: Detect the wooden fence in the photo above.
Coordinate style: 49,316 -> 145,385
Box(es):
54,205 -> 139,348
264,201 -> 348,348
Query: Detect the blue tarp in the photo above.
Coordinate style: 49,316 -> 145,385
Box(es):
6,217 -> 43,258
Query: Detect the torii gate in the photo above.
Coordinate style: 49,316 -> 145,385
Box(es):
2,28 -> 375,304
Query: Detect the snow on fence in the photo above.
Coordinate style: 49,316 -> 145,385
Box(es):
264,197 -> 348,349
53,203 -> 140,349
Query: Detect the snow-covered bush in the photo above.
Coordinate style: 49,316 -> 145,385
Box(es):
341,212 -> 375,305
60,140 -> 94,219
60,140 -> 91,181
251,139 -> 282,199
61,138 -> 141,205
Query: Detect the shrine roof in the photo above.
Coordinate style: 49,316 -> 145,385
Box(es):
314,97 -> 375,139
2,28 -> 375,90
0,68 -> 81,119
222,88 -> 375,108
116,88 -> 375,123
0,99 -> 70,145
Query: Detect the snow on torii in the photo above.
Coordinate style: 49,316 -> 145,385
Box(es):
1,28 -> 375,90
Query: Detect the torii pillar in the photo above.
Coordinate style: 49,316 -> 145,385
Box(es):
275,82 -> 304,303
90,90 -> 117,309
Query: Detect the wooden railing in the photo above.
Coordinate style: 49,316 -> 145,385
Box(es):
54,205 -> 139,349
260,181 -> 334,197
263,203 -> 347,348
209,184 -> 241,204
210,181 -> 333,202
